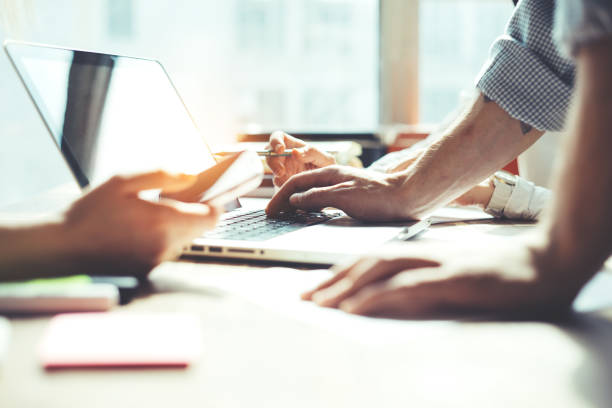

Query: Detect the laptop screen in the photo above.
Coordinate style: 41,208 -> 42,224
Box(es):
5,42 -> 217,188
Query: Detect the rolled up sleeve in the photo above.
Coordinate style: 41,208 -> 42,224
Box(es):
476,0 -> 576,131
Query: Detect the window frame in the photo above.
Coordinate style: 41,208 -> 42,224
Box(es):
380,0 -> 513,126
379,0 -> 419,125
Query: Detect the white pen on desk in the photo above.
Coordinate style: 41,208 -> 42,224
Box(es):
256,149 -> 297,157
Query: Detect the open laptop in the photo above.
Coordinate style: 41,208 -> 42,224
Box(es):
5,41 -> 429,265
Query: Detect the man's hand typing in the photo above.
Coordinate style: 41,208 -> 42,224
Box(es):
265,165 -> 411,221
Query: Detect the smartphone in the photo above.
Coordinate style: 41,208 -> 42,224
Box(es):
162,150 -> 264,207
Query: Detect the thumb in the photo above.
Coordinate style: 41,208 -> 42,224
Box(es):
116,171 -> 197,195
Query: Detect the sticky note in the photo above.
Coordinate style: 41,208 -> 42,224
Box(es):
39,313 -> 202,368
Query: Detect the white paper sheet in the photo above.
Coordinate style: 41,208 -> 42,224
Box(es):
151,264 -> 456,345
0,317 -> 10,366
152,262 -> 612,346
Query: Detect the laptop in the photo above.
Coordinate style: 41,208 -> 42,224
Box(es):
5,40 -> 429,265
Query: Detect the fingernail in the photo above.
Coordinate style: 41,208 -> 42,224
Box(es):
301,291 -> 313,300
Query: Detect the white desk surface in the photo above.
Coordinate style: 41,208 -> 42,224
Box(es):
2,194 -> 612,408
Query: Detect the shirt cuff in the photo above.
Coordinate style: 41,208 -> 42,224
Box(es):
476,37 -> 574,132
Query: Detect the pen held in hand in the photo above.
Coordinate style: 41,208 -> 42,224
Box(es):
257,149 -> 296,157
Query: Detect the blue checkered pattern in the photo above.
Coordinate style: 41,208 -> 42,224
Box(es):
477,0 -> 576,131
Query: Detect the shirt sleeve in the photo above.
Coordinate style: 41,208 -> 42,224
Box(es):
476,0 -> 576,132
554,0 -> 612,57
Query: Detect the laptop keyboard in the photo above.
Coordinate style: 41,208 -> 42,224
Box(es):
204,209 -> 338,241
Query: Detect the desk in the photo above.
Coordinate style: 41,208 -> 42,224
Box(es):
1,201 -> 612,407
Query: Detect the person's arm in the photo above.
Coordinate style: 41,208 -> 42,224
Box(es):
0,171 -> 219,281
540,38 -> 612,284
367,145 -> 426,174
266,1 -> 570,221
394,95 -> 544,218
266,96 -> 543,220
301,39 -> 612,318
0,222 -> 77,281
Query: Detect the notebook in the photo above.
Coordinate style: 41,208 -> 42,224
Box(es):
39,313 -> 202,368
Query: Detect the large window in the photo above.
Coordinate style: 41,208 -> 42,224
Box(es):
31,0 -> 380,144
0,0 -> 514,207
419,0 -> 514,123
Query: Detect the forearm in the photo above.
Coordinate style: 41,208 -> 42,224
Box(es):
367,147 -> 425,173
0,222 -> 80,281
541,41 -> 612,284
395,94 -> 543,218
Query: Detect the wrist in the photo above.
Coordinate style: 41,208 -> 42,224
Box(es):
523,236 -> 586,307
455,182 -> 495,208
481,179 -> 495,208
39,221 -> 83,267
389,170 -> 430,219
0,221 -> 79,280
529,229 -> 601,295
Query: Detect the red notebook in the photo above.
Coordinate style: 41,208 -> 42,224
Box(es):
39,313 -> 202,369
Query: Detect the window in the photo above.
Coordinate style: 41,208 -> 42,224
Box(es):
379,0 -> 513,126
230,0 -> 379,134
107,0 -> 134,39
0,0 -> 514,207
419,0 -> 514,123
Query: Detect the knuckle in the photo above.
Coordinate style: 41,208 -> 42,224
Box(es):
272,176 -> 284,187
267,157 -> 281,167
105,175 -> 129,193
270,130 -> 284,141
368,256 -> 384,266
292,191 -> 306,203
325,165 -> 342,176
109,174 -> 127,186
153,169 -> 169,180
302,189 -> 317,199
285,172 -> 301,185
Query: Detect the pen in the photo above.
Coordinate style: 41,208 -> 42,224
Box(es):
256,149 -> 296,157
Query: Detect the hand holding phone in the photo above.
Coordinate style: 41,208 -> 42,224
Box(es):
162,151 -> 264,207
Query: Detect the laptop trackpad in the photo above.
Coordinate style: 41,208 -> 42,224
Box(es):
267,217 -> 404,252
